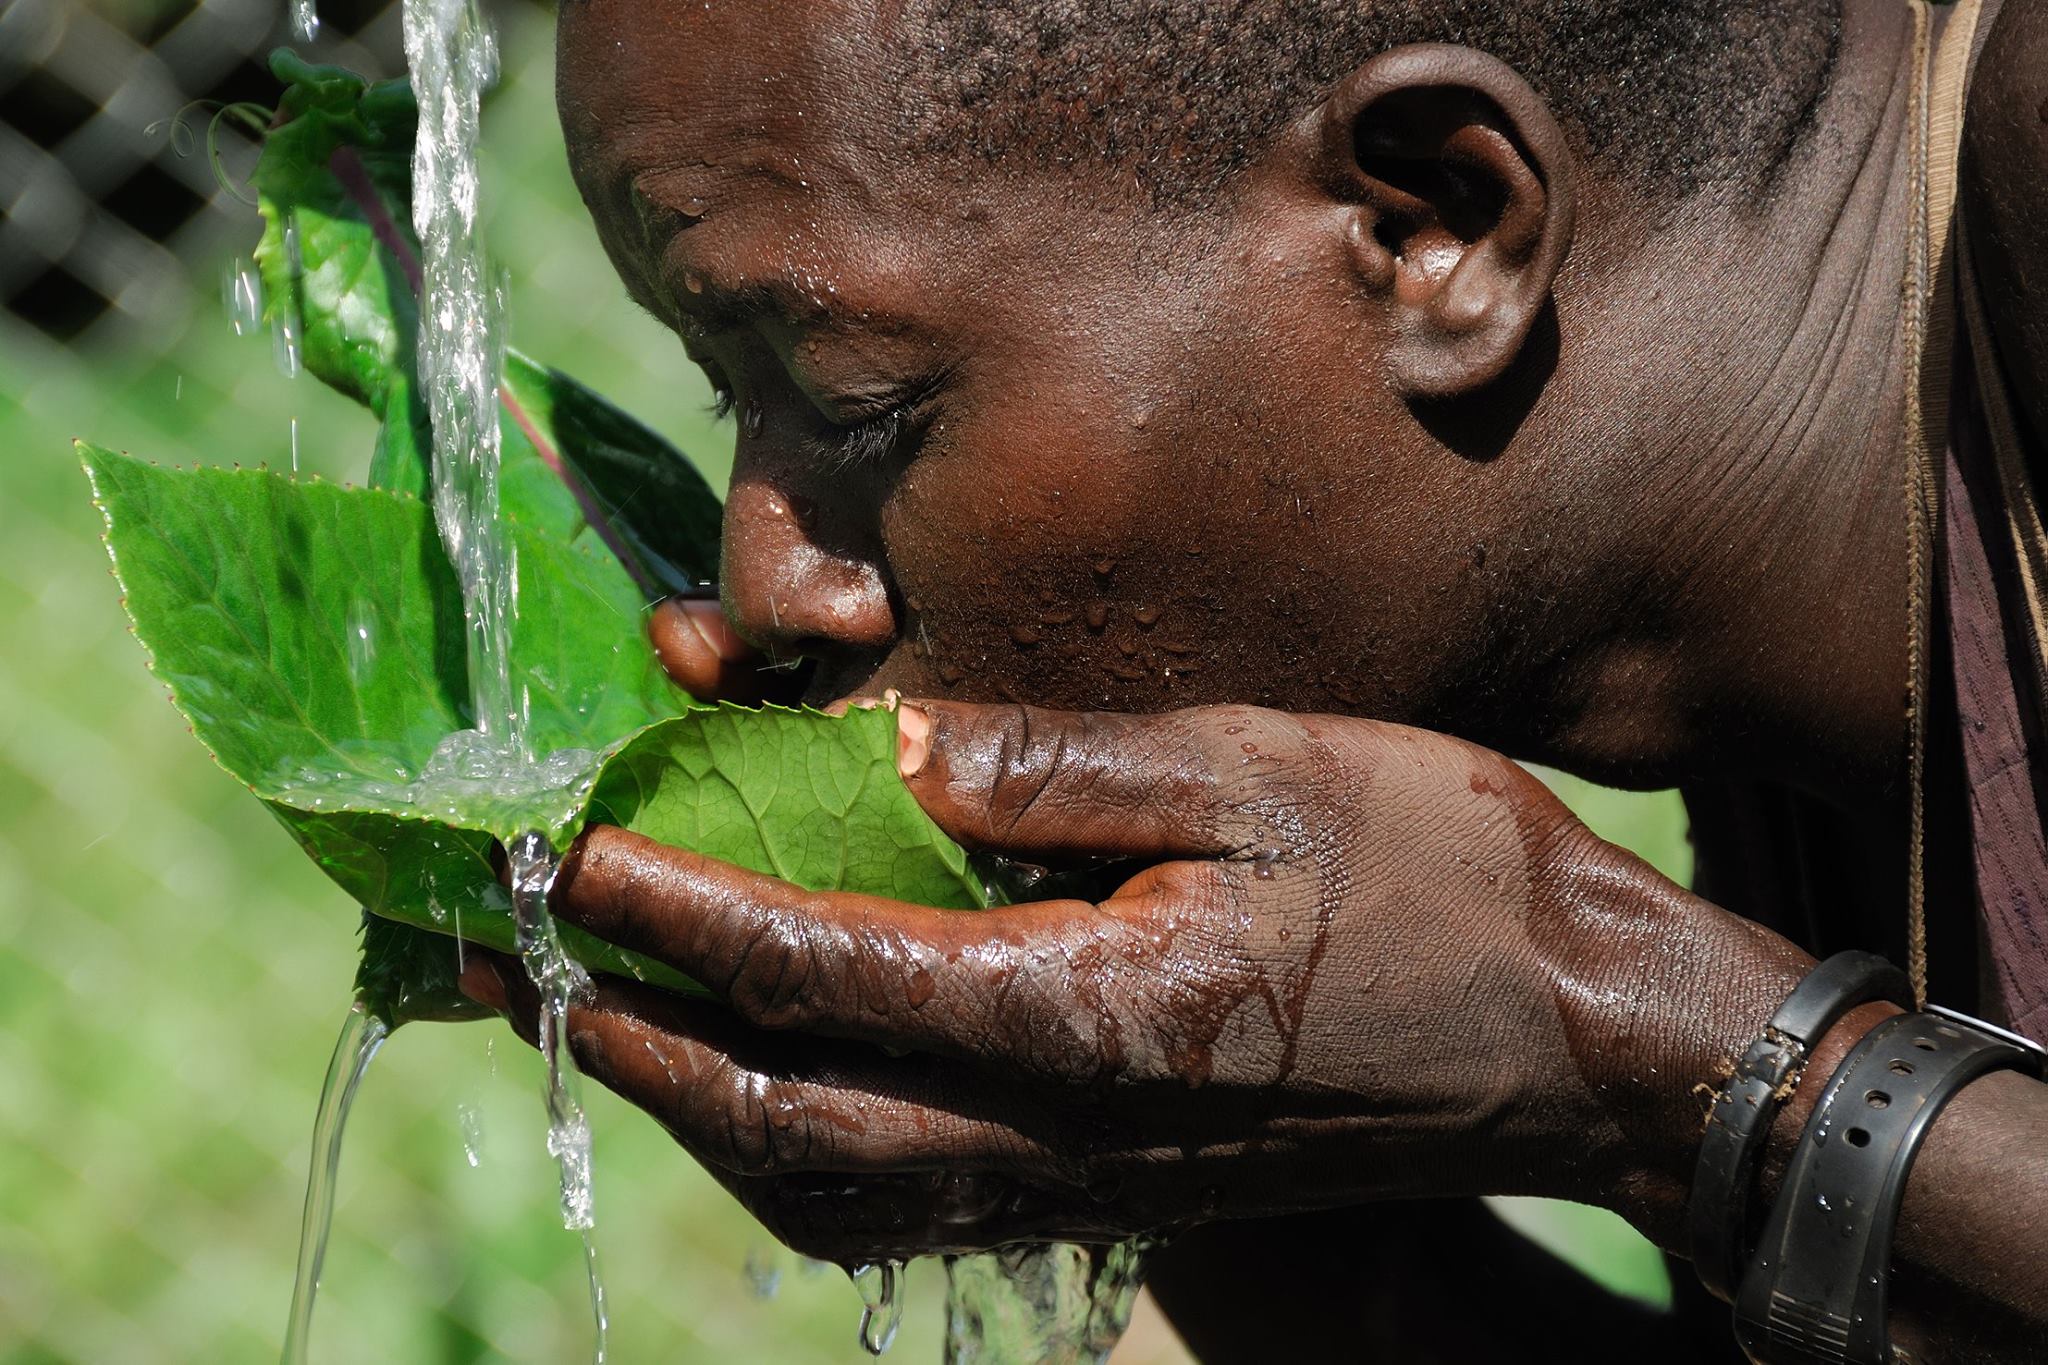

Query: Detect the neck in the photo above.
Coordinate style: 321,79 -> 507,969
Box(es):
1544,0 -> 1923,806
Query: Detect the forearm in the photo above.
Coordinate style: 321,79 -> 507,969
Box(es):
1574,861 -> 2048,1360
1891,1069 -> 2048,1361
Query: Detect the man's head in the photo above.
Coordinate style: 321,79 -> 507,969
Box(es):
556,0 -> 1849,779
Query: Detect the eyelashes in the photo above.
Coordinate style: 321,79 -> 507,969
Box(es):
706,380 -> 913,471
807,406 -> 907,472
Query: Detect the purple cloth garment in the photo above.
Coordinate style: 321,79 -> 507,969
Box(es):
1944,314 -> 2048,1037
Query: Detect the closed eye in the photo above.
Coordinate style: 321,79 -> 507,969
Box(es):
805,406 -> 908,472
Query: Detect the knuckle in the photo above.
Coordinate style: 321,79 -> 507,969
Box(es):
719,909 -> 827,1031
974,703 -> 1065,840
719,1073 -> 812,1177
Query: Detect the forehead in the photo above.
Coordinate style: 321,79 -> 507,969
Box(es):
556,0 -> 907,234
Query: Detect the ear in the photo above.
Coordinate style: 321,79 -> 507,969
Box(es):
1308,44 -> 1576,399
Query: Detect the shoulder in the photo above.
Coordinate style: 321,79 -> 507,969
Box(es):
1962,0 -> 2048,435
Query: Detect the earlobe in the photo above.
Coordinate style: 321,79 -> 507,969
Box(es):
1312,44 -> 1576,400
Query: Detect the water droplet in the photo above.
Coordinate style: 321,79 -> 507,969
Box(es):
345,599 -> 377,683
1008,623 -> 1041,648
906,967 -> 935,1007
1084,601 -> 1110,631
292,0 -> 321,40
1132,605 -> 1162,628
743,401 -> 764,438
458,1102 -> 484,1167
850,1261 -> 903,1356
743,1245 -> 782,1300
222,257 -> 263,336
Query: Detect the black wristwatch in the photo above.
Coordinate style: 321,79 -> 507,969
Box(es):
1733,1002 -> 2046,1364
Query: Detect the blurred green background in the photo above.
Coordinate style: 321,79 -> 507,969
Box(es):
0,3 -> 1694,1360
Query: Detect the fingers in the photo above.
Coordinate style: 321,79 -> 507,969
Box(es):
649,596 -> 805,704
550,826 -> 1078,1063
461,952 -> 1057,1180
895,700 -> 1269,862
722,1167 -> 1105,1263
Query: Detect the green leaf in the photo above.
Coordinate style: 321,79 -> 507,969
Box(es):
253,50 -> 721,595
83,446 -> 981,1024
253,52 -> 422,425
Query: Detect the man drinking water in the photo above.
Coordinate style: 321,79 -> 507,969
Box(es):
454,1 -> 2048,1358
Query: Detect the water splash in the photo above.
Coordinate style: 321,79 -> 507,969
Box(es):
281,1002 -> 389,1364
291,0 -> 320,42
942,1241 -> 1150,1365
850,1260 -> 904,1356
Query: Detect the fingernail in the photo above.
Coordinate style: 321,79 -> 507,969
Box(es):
458,957 -> 508,1011
897,703 -> 931,777
679,597 -> 749,662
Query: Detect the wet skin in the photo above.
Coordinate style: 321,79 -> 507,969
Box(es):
459,0 -> 2048,1358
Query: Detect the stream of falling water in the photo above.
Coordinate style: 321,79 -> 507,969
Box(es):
941,1242 -> 1151,1365
401,0 -> 608,1355
509,830 -> 608,1357
404,0 -> 517,748
279,0 -> 605,1357
280,1003 -> 388,1364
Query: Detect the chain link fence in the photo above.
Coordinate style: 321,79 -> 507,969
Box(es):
0,0 -> 416,352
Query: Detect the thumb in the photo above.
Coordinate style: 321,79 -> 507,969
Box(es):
893,699 -> 1243,862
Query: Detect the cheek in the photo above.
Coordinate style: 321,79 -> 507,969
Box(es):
877,401 -> 1363,713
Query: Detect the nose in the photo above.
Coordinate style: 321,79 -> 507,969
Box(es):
720,474 -> 897,658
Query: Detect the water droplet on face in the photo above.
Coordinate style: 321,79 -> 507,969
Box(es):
1084,601 -> 1110,631
1008,623 -> 1041,648
1132,605 -> 1162,628
743,401 -> 764,438
906,967 -> 936,1007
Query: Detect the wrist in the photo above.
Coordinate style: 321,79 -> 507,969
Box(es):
1750,998 -> 1906,1206
1540,843 -> 1814,1245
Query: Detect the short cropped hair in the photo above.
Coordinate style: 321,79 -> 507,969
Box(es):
893,0 -> 1842,202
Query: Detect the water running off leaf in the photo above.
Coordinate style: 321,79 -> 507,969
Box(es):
281,1002 -> 388,1364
